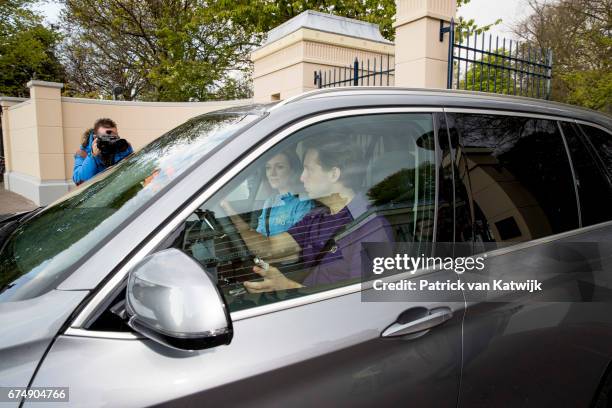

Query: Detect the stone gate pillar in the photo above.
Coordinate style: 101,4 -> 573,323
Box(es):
4,80 -> 70,204
1,96 -> 26,186
251,10 -> 394,102
394,0 -> 456,88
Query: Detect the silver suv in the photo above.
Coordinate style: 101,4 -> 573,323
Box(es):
1,88 -> 612,407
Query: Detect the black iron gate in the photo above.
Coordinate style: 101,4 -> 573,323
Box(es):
440,19 -> 553,99
314,55 -> 395,88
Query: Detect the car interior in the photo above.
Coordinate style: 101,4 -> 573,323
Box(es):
88,113 -> 439,329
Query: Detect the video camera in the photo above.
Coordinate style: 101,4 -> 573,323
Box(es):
96,130 -> 129,156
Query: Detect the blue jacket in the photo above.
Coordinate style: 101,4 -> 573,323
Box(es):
72,132 -> 133,185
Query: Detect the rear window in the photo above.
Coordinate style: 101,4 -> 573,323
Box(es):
447,113 -> 579,247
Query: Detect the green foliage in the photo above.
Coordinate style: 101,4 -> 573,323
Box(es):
513,0 -> 611,113
458,47 -> 551,98
60,0 -> 498,102
251,0 -> 397,41
0,0 -> 64,97
59,0 -> 398,101
459,51 -> 513,95
560,70 -> 612,112
248,0 -> 499,44
368,163 -> 435,206
60,0 -> 267,101
0,0 -> 503,101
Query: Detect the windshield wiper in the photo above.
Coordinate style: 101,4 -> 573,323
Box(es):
0,206 -> 44,225
0,206 -> 45,252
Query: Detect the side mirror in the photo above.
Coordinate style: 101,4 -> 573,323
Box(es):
125,248 -> 232,351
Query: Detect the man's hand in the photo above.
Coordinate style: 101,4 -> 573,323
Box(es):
91,137 -> 100,156
244,265 -> 302,293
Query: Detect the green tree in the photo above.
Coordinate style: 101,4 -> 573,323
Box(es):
243,0 -> 397,40
59,0 -> 398,101
0,0 -> 65,97
460,50 -> 514,94
252,0 -> 500,42
60,0 -> 264,101
60,0 -> 499,102
458,46 -> 552,98
513,0 -> 611,113
368,163 -> 435,206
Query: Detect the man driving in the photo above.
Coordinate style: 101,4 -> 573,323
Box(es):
243,137 -> 392,293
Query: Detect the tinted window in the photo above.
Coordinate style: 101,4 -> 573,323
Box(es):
560,121 -> 612,226
578,124 -> 612,178
448,113 -> 579,246
164,113 -> 437,311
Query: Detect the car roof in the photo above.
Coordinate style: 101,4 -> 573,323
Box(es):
262,87 -> 611,129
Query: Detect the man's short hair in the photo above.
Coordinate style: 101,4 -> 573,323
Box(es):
303,136 -> 364,191
93,118 -> 117,133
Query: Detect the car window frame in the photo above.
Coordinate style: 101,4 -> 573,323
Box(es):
68,106 -> 612,337
68,107 -> 444,334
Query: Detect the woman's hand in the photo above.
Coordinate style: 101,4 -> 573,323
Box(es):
244,265 -> 302,293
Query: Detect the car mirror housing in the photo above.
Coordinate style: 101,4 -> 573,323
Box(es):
125,248 -> 232,351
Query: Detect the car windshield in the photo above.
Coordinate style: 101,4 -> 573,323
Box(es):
0,109 -> 261,301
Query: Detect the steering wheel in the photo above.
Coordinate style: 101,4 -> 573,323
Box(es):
208,203 -> 254,264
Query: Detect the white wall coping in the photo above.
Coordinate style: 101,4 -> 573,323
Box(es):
60,97 -> 254,107
260,10 -> 392,48
0,96 -> 28,103
7,100 -> 31,110
26,80 -> 64,89
252,27 -> 395,62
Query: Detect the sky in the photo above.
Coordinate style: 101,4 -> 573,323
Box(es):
36,0 -> 530,41
457,0 -> 531,41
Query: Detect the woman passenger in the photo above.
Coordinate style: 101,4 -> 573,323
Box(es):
219,150 -> 313,261
255,150 -> 313,236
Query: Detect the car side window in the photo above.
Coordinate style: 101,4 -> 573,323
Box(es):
560,121 -> 612,227
161,113 -> 437,312
577,123 -> 612,178
447,113 -> 579,248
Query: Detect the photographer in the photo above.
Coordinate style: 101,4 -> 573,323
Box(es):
72,118 -> 133,185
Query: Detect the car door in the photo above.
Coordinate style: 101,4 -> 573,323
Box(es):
445,111 -> 612,407
28,108 -> 466,407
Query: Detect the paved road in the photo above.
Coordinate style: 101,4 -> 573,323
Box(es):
0,185 -> 38,215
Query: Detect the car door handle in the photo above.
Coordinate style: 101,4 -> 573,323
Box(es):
381,307 -> 453,338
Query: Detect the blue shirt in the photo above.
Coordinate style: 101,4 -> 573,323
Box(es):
73,132 -> 133,185
256,193 -> 313,236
